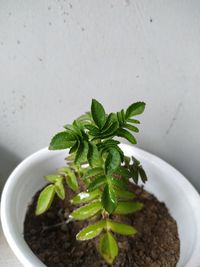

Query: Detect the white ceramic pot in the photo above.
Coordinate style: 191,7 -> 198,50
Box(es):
1,144 -> 200,267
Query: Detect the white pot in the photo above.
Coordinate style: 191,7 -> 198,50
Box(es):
1,144 -> 200,267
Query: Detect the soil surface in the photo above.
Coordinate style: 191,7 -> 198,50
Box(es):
24,185 -> 180,267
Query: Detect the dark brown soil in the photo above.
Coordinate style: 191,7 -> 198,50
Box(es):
24,185 -> 180,267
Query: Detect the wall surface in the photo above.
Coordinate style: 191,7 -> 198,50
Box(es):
0,0 -> 200,193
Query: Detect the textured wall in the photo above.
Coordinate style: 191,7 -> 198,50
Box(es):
0,0 -> 200,193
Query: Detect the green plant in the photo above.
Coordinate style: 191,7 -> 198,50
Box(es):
36,99 -> 147,264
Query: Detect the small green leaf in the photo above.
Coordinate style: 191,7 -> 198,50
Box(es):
71,189 -> 101,204
99,232 -> 118,265
100,121 -> 118,138
70,201 -> 102,220
132,156 -> 140,166
127,118 -> 140,124
98,140 -> 122,159
69,141 -> 79,154
75,141 -> 88,164
107,220 -> 137,235
88,175 -> 107,192
102,184 -> 117,214
58,166 -> 71,175
76,112 -> 92,124
101,113 -> 114,130
139,167 -> 148,183
87,142 -> 102,167
116,128 -> 137,144
115,188 -> 135,200
72,120 -> 84,137
114,201 -> 143,215
55,180 -> 65,200
125,102 -> 146,119
105,149 -> 121,175
130,166 -> 139,184
124,124 -> 139,133
117,110 -> 124,126
66,169 -> 78,192
109,176 -> 128,190
76,220 -> 106,240
124,156 -> 131,166
98,139 -> 120,149
36,184 -> 55,215
44,174 -> 62,183
85,124 -> 100,135
49,131 -> 76,150
114,166 -> 132,179
83,167 -> 104,179
91,99 -> 106,129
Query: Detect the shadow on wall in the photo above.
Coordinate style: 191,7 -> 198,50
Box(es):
0,145 -> 21,195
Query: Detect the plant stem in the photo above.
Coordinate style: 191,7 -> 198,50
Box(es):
42,217 -> 73,232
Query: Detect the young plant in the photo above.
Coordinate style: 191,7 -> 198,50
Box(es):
36,99 -> 147,264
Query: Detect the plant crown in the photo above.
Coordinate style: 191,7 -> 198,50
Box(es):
36,99 -> 147,264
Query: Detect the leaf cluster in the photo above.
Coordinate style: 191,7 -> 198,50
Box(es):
36,99 -> 147,264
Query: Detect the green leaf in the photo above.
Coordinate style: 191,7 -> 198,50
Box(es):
83,167 -> 104,179
44,174 -> 62,183
71,189 -> 101,204
98,140 -> 120,155
107,220 -> 137,235
69,141 -> 79,154
109,176 -> 128,190
99,232 -> 118,265
91,99 -> 106,129
76,220 -> 106,240
66,169 -> 78,192
117,111 -> 124,126
129,166 -> 139,184
116,128 -> 137,144
124,124 -> 139,133
102,184 -> 117,214
35,184 -> 55,215
125,102 -> 146,119
100,122 -> 118,138
70,201 -> 102,220
114,166 -> 132,179
105,149 -> 121,175
101,113 -> 117,132
72,120 -> 84,137
127,118 -> 140,124
121,109 -> 125,122
87,142 -> 102,167
75,141 -> 88,164
49,131 -> 76,150
99,139 -> 120,149
88,175 -> 107,192
85,124 -> 100,135
115,188 -> 135,200
131,156 -> 140,166
139,167 -> 148,183
124,156 -> 131,166
57,166 -> 71,175
114,201 -> 143,215
55,180 -> 65,200
76,112 -> 92,124
63,124 -> 75,132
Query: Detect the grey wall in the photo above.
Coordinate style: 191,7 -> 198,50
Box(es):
0,0 -> 200,193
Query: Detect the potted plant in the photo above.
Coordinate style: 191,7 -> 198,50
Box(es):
1,99 -> 200,267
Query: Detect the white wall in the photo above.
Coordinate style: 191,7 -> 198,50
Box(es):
0,0 -> 200,192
